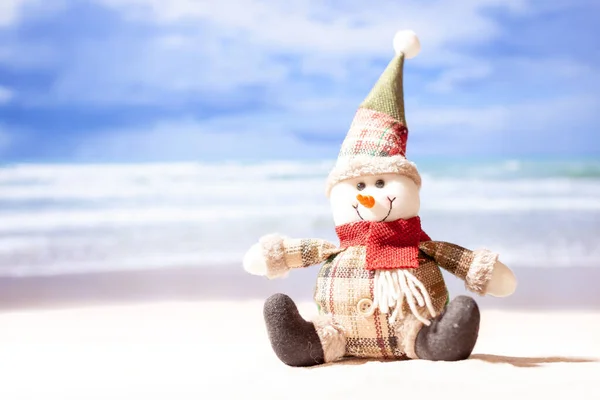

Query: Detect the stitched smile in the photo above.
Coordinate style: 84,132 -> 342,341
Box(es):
353,197 -> 396,222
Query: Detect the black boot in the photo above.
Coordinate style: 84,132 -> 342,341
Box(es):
263,293 -> 325,367
415,295 -> 480,361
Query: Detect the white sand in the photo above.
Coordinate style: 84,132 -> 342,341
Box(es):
0,301 -> 598,400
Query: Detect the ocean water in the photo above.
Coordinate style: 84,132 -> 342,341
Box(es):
0,159 -> 599,277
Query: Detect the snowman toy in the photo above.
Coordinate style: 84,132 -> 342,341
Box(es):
243,30 -> 517,367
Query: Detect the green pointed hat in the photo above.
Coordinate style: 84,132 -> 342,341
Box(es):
326,30 -> 421,197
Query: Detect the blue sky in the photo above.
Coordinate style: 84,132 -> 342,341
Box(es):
0,0 -> 598,163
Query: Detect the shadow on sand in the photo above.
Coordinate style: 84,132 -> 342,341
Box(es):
308,354 -> 598,369
469,354 -> 598,368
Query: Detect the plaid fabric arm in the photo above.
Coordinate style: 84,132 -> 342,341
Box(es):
258,234 -> 340,279
419,241 -> 498,295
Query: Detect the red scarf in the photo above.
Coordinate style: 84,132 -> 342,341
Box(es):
335,217 -> 431,270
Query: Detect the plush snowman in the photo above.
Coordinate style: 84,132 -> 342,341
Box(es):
243,30 -> 517,367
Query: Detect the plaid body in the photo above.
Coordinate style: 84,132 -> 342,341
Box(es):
313,244 -> 449,359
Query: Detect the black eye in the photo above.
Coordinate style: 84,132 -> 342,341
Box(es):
356,182 -> 366,191
375,179 -> 385,188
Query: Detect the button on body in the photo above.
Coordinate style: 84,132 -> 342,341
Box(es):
357,298 -> 374,316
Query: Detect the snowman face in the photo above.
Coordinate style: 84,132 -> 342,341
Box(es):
329,173 -> 420,226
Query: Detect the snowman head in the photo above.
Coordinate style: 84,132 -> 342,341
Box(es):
329,173 -> 420,226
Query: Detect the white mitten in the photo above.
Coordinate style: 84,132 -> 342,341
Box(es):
485,260 -> 517,297
243,242 -> 268,276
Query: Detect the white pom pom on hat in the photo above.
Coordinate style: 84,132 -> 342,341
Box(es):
393,30 -> 420,59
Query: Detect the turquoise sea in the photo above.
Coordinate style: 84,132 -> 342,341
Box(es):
0,158 -> 598,277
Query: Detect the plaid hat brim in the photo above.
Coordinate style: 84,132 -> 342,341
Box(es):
325,155 -> 421,197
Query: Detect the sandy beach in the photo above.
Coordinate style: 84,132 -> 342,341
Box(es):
0,299 -> 598,399
0,266 -> 598,399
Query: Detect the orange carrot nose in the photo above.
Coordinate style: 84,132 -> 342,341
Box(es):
356,194 -> 375,208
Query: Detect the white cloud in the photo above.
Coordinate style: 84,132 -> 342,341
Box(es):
496,57 -> 600,92
74,116 -> 337,162
0,0 -> 64,27
426,62 -> 494,93
34,0 -> 531,105
410,104 -> 509,133
406,94 -> 600,155
414,95 -> 599,133
0,128 -> 12,154
97,0 -> 527,63
0,0 -> 28,26
0,86 -> 14,104
8,0 -> 586,106
508,95 -> 600,133
49,34 -> 291,105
